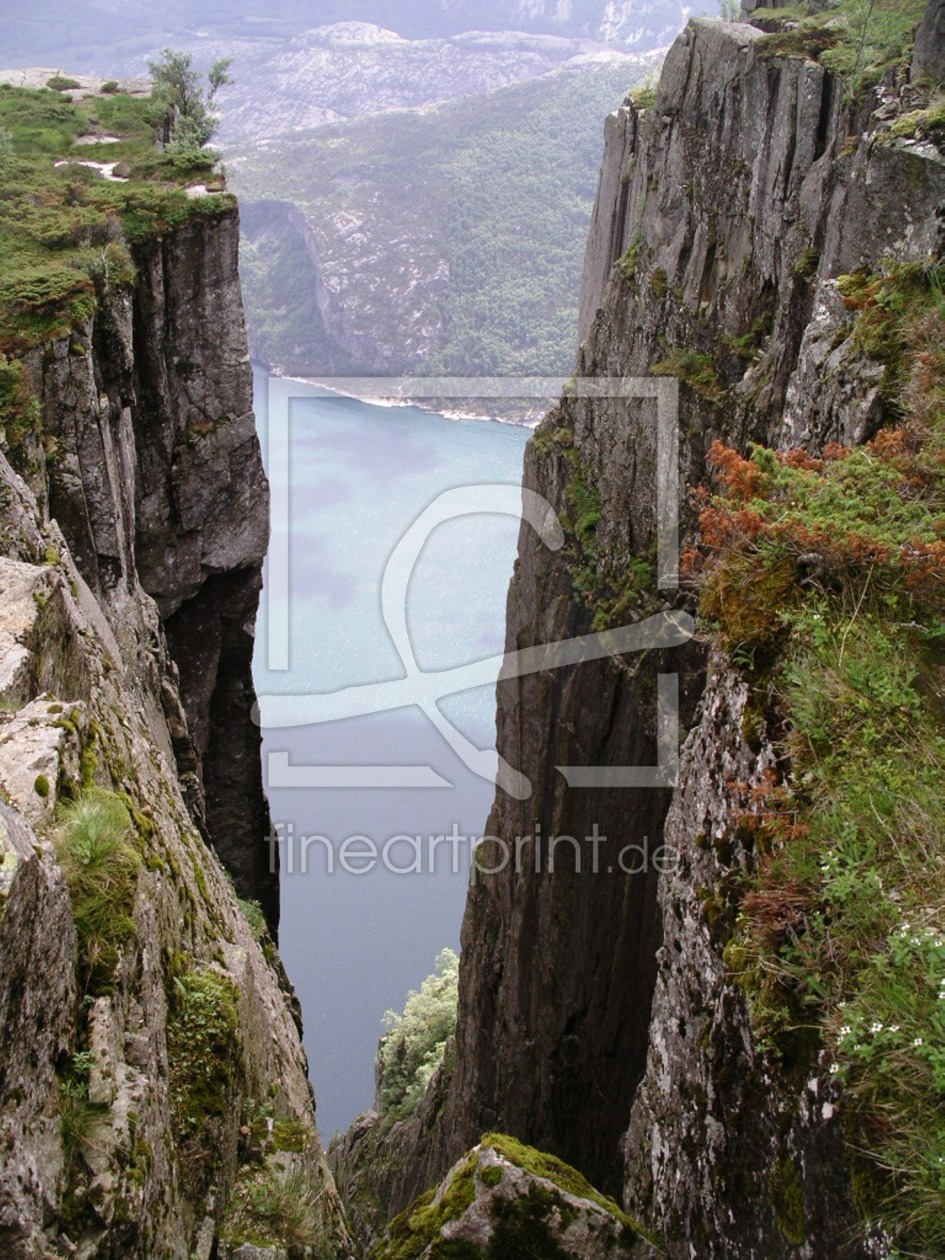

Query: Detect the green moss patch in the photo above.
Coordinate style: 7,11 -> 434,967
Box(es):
373,1135 -> 655,1259
372,1153 -> 479,1260
166,966 -> 240,1140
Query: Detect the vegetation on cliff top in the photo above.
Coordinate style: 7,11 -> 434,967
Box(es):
753,0 -> 927,95
692,258 -> 945,1252
0,80 -> 232,355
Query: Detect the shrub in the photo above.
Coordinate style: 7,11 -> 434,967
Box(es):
377,947 -> 459,1118
629,76 -> 657,111
47,76 -> 81,92
245,1164 -> 323,1247
148,49 -> 232,151
652,345 -> 724,401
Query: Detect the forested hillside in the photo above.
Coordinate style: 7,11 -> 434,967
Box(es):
233,57 -> 657,401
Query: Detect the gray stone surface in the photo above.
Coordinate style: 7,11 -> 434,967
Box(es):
0,804 -> 77,1260
913,0 -> 945,82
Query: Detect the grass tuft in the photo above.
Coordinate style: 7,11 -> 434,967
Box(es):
54,788 -> 140,995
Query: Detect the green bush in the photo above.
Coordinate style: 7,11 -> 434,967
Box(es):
46,76 -> 81,92
377,947 -> 459,1118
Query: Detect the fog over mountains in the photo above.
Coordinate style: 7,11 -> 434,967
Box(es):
4,0 -> 694,74
215,23 -> 643,144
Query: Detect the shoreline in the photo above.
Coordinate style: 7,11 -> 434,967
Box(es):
258,364 -> 547,429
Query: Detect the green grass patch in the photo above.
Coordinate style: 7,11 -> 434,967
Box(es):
753,0 -> 925,96
221,1160 -> 324,1250
694,254 -> 945,1250
0,85 -> 231,354
54,788 -> 141,996
166,965 -> 240,1141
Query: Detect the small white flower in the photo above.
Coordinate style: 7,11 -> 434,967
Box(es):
871,1022 -> 883,1034
914,1037 -> 924,1047
889,1025 -> 900,1033
839,1025 -> 852,1037
829,1063 -> 839,1074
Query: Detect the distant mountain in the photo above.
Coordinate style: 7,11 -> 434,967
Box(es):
216,24 -> 641,144
1,0 -> 694,73
229,54 -> 660,409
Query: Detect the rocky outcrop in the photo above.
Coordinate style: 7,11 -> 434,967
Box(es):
0,805 -> 77,1258
0,203 -> 352,1255
621,669 -> 861,1255
370,1134 -> 661,1259
336,7 -> 945,1255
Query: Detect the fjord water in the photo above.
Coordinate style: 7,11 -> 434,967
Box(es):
252,367 -> 529,1139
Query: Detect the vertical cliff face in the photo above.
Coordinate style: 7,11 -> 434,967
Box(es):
129,214 -> 277,927
27,208 -> 277,929
0,198 -> 352,1256
340,8 -> 945,1257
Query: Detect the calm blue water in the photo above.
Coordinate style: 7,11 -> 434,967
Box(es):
252,367 -> 529,1139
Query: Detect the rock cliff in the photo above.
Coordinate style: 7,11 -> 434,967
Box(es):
337,5 -> 945,1257
0,173 -> 351,1253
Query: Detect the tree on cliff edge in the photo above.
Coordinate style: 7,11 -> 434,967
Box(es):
149,49 -> 232,153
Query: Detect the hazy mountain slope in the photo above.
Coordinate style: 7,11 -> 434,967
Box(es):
232,56 -> 658,395
216,25 -> 631,144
